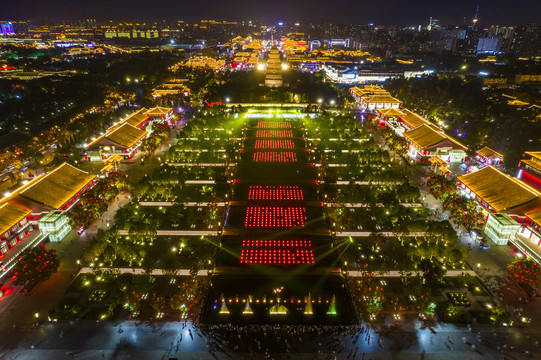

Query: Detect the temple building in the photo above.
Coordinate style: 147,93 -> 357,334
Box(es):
349,86 -> 401,110
398,109 -> 429,130
476,146 -> 503,166
0,204 -> 31,254
0,162 -> 96,255
458,166 -> 541,253
85,123 -> 147,161
145,107 -> 174,124
6,162 -> 96,215
517,151 -> 541,192
121,108 -> 150,129
403,124 -> 467,163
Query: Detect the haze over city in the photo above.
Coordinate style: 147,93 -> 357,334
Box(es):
3,0 -> 541,25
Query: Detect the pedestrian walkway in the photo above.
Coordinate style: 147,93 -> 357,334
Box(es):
347,269 -> 476,277
117,230 -> 218,236
79,267 -> 208,276
327,202 -> 422,208
139,202 -> 227,207
336,231 -> 427,237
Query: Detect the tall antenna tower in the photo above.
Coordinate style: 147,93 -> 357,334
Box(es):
472,5 -> 480,28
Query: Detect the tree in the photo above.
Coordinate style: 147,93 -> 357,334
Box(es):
418,258 -> 445,285
446,304 -> 464,321
11,245 -> 59,286
507,258 -> 541,290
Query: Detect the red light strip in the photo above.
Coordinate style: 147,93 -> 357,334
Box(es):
244,206 -> 307,228
241,239 -> 312,247
257,121 -> 292,129
255,140 -> 294,149
253,152 -> 297,162
240,239 -> 315,265
256,130 -> 293,138
248,185 -> 304,200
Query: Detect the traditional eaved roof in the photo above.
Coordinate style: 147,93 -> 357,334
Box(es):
363,95 -> 401,104
378,108 -> 405,117
400,109 -> 428,128
145,107 -> 173,116
404,124 -> 467,151
525,152 -> 541,161
522,159 -> 541,173
476,146 -> 503,159
124,112 -> 149,128
88,123 -> 147,149
0,203 -> 30,235
101,164 -> 114,173
106,124 -> 146,148
439,166 -> 451,174
521,152 -> 541,172
527,209 -> 541,227
19,162 -> 96,209
429,156 -> 447,165
458,166 -> 541,212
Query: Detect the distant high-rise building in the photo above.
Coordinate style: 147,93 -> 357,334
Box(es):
428,17 -> 440,31
472,5 -> 480,28
0,21 -> 15,36
477,37 -> 501,54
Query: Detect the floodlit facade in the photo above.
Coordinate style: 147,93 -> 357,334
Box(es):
484,213 -> 520,245
404,124 -> 467,163
38,211 -> 71,243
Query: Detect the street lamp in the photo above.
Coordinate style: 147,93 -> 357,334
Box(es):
317,98 -> 323,104
225,97 -> 231,103
330,100 -> 335,105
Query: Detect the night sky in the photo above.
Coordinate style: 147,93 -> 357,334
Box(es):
4,0 -> 540,25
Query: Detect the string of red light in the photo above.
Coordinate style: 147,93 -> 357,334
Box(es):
255,130 -> 293,138
253,151 -> 297,162
255,140 -> 295,149
257,121 -> 292,129
248,185 -> 304,200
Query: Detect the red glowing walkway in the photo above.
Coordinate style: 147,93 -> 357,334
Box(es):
257,121 -> 291,129
244,206 -> 307,228
255,140 -> 294,149
240,239 -> 315,265
256,130 -> 293,138
253,151 -> 297,162
248,185 -> 304,200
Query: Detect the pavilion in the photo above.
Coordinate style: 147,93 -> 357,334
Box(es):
403,124 -> 467,163
85,123 -> 147,161
476,146 -> 503,166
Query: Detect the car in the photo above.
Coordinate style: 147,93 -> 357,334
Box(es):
77,225 -> 85,234
0,283 -> 6,298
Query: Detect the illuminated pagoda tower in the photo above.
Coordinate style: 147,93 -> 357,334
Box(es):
264,46 -> 283,87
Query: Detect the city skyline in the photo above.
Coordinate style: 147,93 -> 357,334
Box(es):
3,0 -> 541,25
